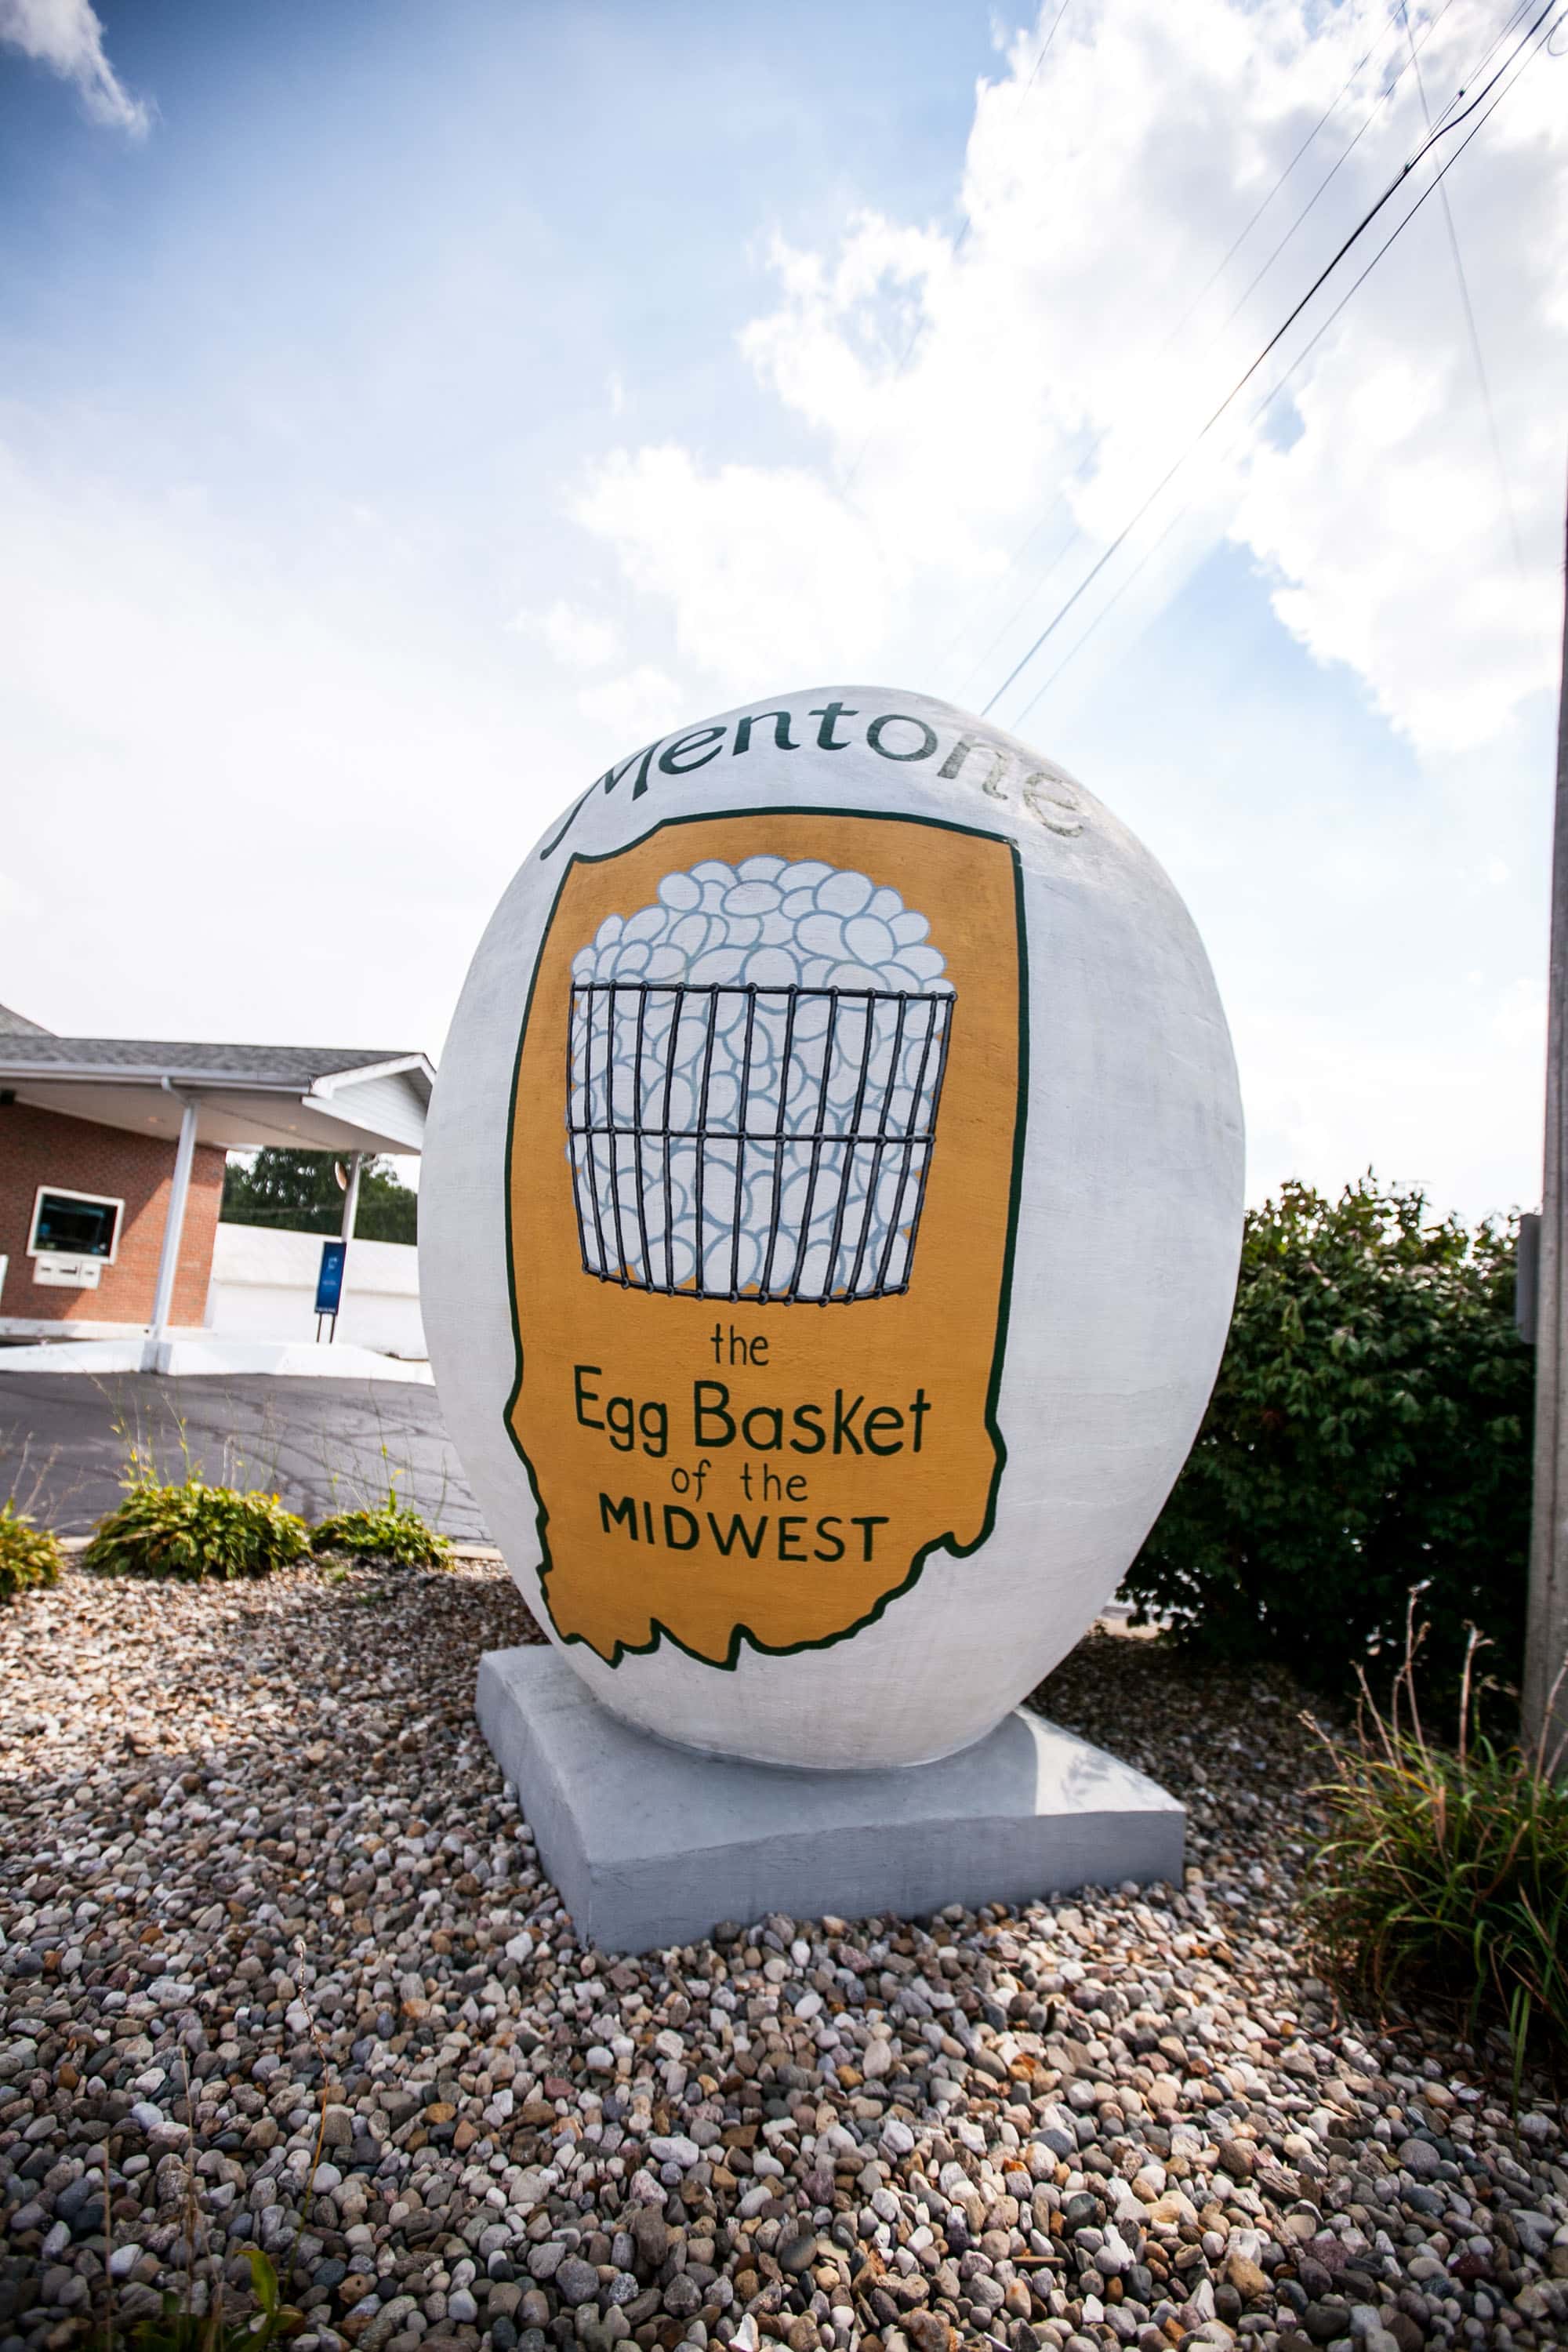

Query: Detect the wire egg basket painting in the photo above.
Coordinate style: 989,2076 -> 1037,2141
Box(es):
565,854 -> 956,1303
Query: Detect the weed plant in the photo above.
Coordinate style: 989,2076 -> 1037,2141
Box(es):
0,1499 -> 62,1600
310,1399 -> 456,1549
107,1396 -> 289,1506
1308,1620 -> 1568,2078
83,1452 -> 309,1581
311,1486 -> 450,1568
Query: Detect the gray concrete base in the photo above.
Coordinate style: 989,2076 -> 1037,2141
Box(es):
477,1646 -> 1185,1953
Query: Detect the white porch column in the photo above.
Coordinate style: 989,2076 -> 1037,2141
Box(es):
147,1094 -> 200,1359
339,1152 -> 363,1246
329,1152 -> 363,1344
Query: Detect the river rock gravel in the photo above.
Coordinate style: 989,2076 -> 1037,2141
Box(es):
2,1560 -> 1565,2352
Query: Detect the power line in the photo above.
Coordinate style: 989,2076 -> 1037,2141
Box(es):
980,0 -> 1559,720
1011,502 -> 1191,728
946,0 -> 1465,695
1216,0 -> 1469,339
1399,0 -> 1526,572
1162,1 -> 1432,353
1008,9 -> 1556,725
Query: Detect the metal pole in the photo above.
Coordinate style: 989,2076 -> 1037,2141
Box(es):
1523,492 -> 1568,1770
144,1094 -> 200,1370
333,1152 -> 362,1346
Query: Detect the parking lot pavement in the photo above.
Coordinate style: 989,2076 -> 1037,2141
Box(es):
0,1370 -> 489,1538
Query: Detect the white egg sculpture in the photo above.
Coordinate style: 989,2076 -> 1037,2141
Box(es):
421,686 -> 1243,1770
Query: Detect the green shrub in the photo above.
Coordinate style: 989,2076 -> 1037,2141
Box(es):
82,1478 -> 310,1581
1123,1177 -> 1530,1700
1308,1636 -> 1568,2071
311,1493 -> 450,1569
0,1501 -> 63,1601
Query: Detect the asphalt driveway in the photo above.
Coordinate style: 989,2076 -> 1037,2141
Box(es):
0,1372 -> 489,1538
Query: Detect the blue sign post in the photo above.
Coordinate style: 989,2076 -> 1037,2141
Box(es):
315,1239 -> 347,1340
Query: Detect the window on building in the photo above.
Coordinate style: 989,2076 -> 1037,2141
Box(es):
28,1187 -> 123,1261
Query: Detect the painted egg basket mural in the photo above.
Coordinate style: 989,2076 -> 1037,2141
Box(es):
565,855 -> 955,1304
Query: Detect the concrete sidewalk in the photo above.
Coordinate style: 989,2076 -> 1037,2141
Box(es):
0,1370 -> 488,1537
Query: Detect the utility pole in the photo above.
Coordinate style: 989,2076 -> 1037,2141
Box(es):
1523,494 -> 1568,1771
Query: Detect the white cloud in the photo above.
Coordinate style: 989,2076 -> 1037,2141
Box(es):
572,446 -> 897,688
0,0 -> 151,135
518,598 -> 622,673
0,445 -> 562,1054
1494,975 -> 1548,1054
1236,973 -> 1547,1219
573,662 -> 685,746
572,0 -> 1567,751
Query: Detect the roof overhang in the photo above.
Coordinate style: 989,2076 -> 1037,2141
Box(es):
0,1057 -> 434,1156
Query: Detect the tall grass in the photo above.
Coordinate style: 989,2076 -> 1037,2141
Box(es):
1308,1615 -> 1568,2082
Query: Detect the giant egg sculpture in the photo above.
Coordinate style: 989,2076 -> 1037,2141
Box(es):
421,686 -> 1243,1769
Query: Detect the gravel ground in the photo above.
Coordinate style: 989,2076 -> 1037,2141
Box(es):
2,1559 -> 1565,2352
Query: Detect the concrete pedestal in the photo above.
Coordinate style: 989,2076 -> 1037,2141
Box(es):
477,1646 -> 1184,1953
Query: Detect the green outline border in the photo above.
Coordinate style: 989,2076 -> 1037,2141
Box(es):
499,805 -> 1030,1671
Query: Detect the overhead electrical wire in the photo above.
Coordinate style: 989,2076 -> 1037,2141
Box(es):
1007,12 -> 1557,726
866,0 -> 1473,691
1213,0 -> 1474,340
988,0 -> 1553,723
1399,0 -> 1526,572
979,0 -> 1560,721
944,0 -> 1468,696
1158,0 -> 1448,362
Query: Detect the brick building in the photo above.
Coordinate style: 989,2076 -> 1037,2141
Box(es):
0,1001 -> 434,1354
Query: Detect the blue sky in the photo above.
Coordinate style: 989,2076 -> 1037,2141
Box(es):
2,0 -> 1564,1216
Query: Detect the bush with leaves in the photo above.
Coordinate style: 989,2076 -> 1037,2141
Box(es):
0,1501 -> 62,1601
1308,1628 -> 1568,2074
1124,1177 -> 1531,1699
311,1490 -> 450,1568
83,1476 -> 310,1581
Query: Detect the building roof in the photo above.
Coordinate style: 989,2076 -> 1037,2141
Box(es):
0,1000 -> 51,1037
0,1036 -> 416,1083
0,1035 -> 436,1156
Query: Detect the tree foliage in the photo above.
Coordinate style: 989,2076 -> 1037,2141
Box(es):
220,1149 -> 416,1243
1123,1177 -> 1532,1699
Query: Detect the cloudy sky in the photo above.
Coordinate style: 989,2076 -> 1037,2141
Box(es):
2,0 -> 1564,1216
